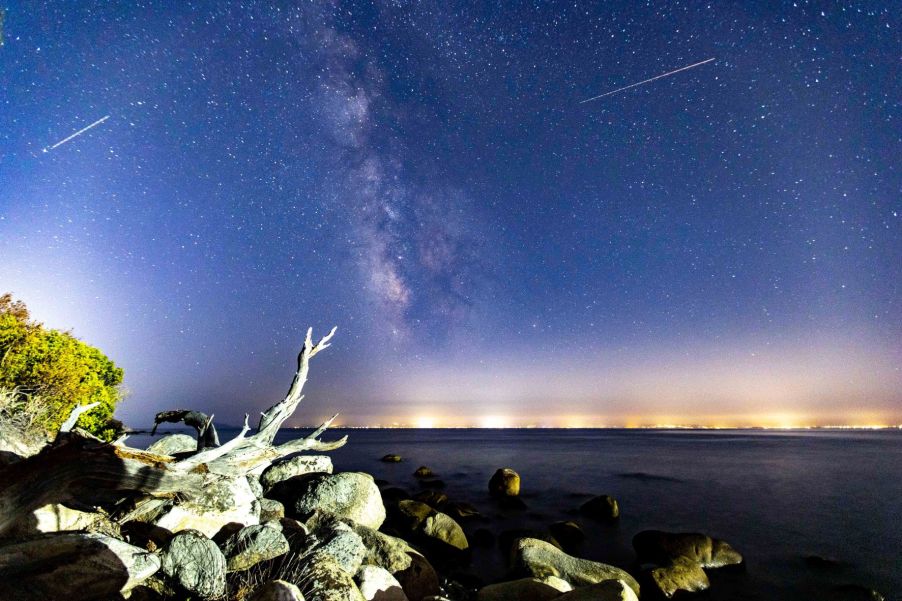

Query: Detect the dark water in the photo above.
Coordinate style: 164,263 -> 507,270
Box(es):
137,428 -> 901,600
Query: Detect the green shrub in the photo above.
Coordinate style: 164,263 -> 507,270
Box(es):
0,293 -> 124,440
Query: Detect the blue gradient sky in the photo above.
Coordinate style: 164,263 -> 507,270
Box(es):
1,2 -> 899,427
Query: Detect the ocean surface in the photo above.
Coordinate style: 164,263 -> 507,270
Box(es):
135,428 -> 901,600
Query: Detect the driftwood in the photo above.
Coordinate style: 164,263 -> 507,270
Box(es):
0,327 -> 346,537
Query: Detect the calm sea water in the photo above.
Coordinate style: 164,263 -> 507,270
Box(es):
136,428 -> 901,600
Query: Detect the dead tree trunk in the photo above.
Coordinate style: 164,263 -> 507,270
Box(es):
0,327 -> 345,537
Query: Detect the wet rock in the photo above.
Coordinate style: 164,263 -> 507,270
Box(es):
499,529 -> 560,555
396,500 -> 468,552
356,565 -> 409,601
633,530 -> 743,568
222,524 -> 290,572
648,556 -> 709,598
414,466 -> 434,478
146,433 -> 196,455
381,487 -> 411,505
161,530 -> 227,599
0,532 -> 160,601
260,455 -> 334,492
413,490 -> 448,508
556,579 -> 638,601
579,495 -> 619,521
155,475 -> 260,537
488,468 -> 521,497
382,454 -> 403,463
512,538 -> 640,597
395,553 -> 442,601
250,580 -> 305,601
282,472 -> 386,529
476,576 -> 571,601
549,521 -> 584,550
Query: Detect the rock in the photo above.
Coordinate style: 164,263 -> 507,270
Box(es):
381,487 -> 411,505
395,552 -> 442,601
9,503 -> 120,537
155,475 -> 260,537
513,538 -> 640,597
499,529 -> 560,555
281,472 -> 386,529
414,466 -> 434,478
299,555 -> 366,601
223,524 -> 290,572
648,556 -> 709,598
476,576 -> 571,601
382,454 -> 403,463
549,521 -> 584,550
556,579 -> 638,601
0,532 -> 160,601
633,530 -> 743,568
579,495 -> 619,520
311,523 -> 367,575
356,565 -> 409,601
832,584 -> 886,601
261,455 -> 334,491
250,580 -> 306,601
247,474 -> 265,498
413,490 -> 448,508
396,500 -> 468,552
261,498 -> 286,521
146,433 -> 196,455
488,468 -> 521,497
161,530 -> 227,599
443,501 -> 482,520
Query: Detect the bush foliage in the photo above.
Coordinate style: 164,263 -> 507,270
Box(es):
0,293 -> 124,440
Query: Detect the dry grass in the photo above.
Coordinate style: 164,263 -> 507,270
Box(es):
0,387 -> 54,456
225,527 -> 317,601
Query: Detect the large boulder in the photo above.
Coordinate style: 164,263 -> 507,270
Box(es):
633,530 -> 743,568
556,579 -> 638,601
648,556 -> 710,598
310,523 -> 367,575
579,495 -> 619,520
0,532 -> 160,601
513,538 -> 640,597
146,433 -> 197,455
161,530 -> 227,599
223,524 -> 290,572
261,455 -> 334,492
250,580 -> 305,601
9,503 -> 120,537
155,475 -> 260,537
300,555 -> 366,601
548,521 -> 584,551
476,576 -> 571,601
396,500 -> 468,553
283,472 -> 385,529
488,468 -> 521,497
356,565 -> 409,601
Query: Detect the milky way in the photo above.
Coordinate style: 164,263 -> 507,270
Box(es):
1,3 -> 899,427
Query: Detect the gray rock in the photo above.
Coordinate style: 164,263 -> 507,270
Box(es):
356,565 -> 409,601
513,538 -> 640,597
633,530 -> 743,568
649,557 -> 710,598
0,532 -> 160,601
9,503 -> 120,537
580,495 -> 619,520
146,433 -> 197,455
292,472 -> 386,529
223,524 -> 290,572
556,579 -> 639,601
299,555 -> 366,601
155,475 -> 260,537
250,580 -> 306,601
310,524 -> 367,575
476,576 -> 571,601
261,455 -> 334,491
247,474 -> 265,498
261,498 -> 286,521
488,468 -> 521,497
161,530 -> 226,599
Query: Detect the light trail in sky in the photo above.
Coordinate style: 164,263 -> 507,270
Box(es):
43,115 -> 110,152
581,58 -> 716,104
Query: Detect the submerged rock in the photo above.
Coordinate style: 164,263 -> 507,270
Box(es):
549,521 -> 585,550
413,490 -> 448,508
648,556 -> 710,598
633,530 -> 743,568
356,565 -> 409,601
250,580 -> 306,601
285,472 -> 386,529
382,454 -> 403,463
146,433 -> 196,455
512,538 -> 640,597
0,532 -> 160,601
488,468 -> 521,497
579,495 -> 619,520
260,455 -> 334,491
161,530 -> 227,599
222,524 -> 290,572
414,466 -> 435,478
396,500 -> 468,552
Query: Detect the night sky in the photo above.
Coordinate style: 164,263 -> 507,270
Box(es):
1,2 -> 899,428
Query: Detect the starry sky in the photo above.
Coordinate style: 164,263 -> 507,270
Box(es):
1,2 -> 899,428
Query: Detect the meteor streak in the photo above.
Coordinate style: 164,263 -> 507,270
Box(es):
43,115 -> 110,152
580,58 -> 716,104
